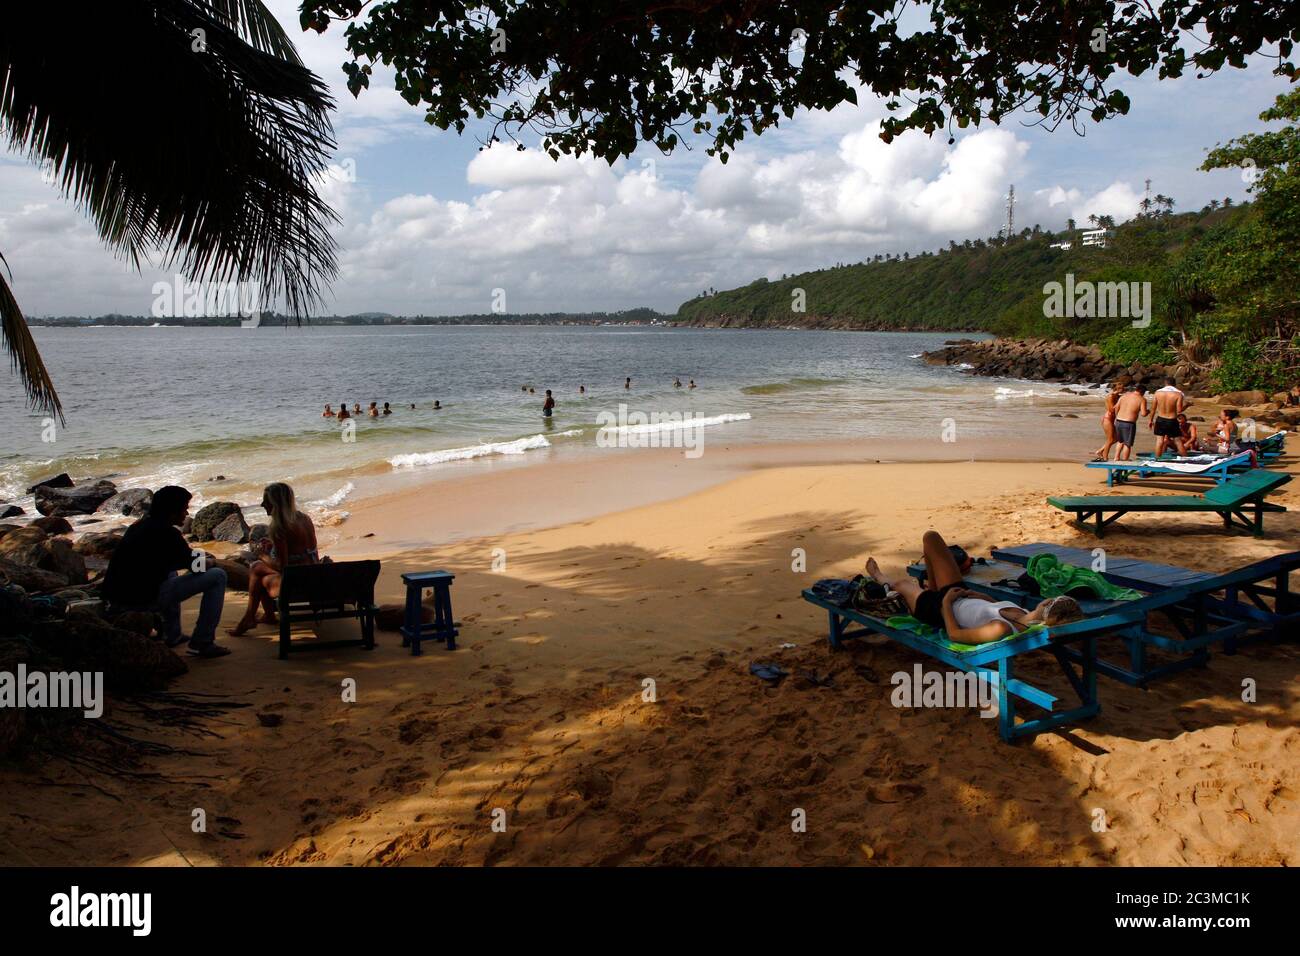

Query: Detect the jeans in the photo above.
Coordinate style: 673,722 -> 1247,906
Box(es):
155,569 -> 227,647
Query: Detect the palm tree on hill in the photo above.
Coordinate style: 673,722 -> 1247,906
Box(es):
1,1 -> 339,420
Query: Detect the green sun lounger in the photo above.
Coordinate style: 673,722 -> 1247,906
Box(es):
800,583 -> 1171,741
1048,469 -> 1291,537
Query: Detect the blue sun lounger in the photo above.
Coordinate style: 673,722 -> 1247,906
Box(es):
800,583 -> 1168,741
983,543 -> 1300,685
1086,450 -> 1253,487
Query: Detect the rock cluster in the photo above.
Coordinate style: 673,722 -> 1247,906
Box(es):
924,338 -> 1217,393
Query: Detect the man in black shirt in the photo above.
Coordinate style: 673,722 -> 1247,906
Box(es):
103,486 -> 230,658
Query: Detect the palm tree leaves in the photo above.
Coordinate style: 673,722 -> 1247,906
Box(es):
0,1 -> 339,416
0,252 -> 61,421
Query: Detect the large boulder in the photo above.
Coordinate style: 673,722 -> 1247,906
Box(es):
1219,390 -> 1268,406
97,488 -> 153,517
30,515 -> 74,536
212,511 -> 250,544
34,479 -> 117,517
0,557 -> 69,593
38,538 -> 87,586
190,502 -> 243,541
0,526 -> 48,566
0,525 -> 20,541
74,531 -> 124,557
26,473 -> 73,494
34,616 -> 188,692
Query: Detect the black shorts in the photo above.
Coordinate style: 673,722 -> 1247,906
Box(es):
1114,419 -> 1137,447
1154,416 -> 1181,438
913,583 -> 960,628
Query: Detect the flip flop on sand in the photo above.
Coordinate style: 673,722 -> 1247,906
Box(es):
749,662 -> 788,684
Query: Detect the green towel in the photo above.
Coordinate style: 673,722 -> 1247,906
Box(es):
1026,553 -> 1142,601
884,614 -> 1038,653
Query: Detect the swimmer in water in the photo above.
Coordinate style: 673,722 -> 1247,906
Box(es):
689,379 -> 696,389
382,402 -> 392,415
367,402 -> 379,418
322,404 -> 336,418
338,404 -> 351,420
433,400 -> 441,410
625,377 -> 631,389
579,385 -> 585,395
674,378 -> 682,388
352,403 -> 362,415
543,389 -> 555,418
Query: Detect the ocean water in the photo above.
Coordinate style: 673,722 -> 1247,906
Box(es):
0,325 -> 1100,523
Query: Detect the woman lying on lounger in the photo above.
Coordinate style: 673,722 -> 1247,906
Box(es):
865,531 -> 1083,644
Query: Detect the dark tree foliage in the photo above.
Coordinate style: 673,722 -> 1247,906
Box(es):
302,0 -> 1299,162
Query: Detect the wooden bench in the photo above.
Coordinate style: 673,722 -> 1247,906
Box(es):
1048,469 -> 1290,537
277,560 -> 380,660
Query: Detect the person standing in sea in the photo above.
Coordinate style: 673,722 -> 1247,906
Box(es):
543,389 -> 556,418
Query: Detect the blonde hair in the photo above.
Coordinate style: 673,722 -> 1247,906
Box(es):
261,482 -> 299,544
1041,595 -> 1083,627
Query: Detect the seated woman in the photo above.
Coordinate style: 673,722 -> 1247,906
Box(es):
228,482 -> 321,636
1177,414 -> 1200,453
865,530 -> 1083,644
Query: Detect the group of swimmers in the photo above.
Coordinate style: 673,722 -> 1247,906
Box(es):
323,401 -> 441,419
521,378 -> 698,417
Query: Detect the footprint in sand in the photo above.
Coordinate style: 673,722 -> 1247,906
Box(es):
866,783 -> 926,804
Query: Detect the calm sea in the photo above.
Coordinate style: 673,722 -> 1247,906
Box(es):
1,325 -> 1099,522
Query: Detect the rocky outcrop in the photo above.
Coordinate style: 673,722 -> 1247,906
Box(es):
190,502 -> 243,541
34,479 -> 118,517
26,473 -> 73,494
97,488 -> 153,517
212,511 -> 250,544
30,515 -> 74,536
74,531 -> 124,557
922,338 -> 1215,393
0,505 -> 22,518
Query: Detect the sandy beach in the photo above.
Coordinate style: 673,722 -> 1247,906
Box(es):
2,430 -> 1296,867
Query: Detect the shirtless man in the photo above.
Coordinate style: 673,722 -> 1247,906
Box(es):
1149,377 -> 1187,457
1113,384 -> 1147,461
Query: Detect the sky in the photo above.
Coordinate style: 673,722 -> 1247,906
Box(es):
0,2 -> 1293,318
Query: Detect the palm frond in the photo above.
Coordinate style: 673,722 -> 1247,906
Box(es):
0,252 -> 62,423
0,1 -> 339,413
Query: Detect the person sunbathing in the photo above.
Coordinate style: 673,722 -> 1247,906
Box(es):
228,482 -> 321,636
865,530 -> 1083,644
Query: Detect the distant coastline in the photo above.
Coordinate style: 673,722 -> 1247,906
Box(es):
26,307 -> 668,328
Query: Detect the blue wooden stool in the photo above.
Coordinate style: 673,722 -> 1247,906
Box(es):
399,570 -> 458,654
